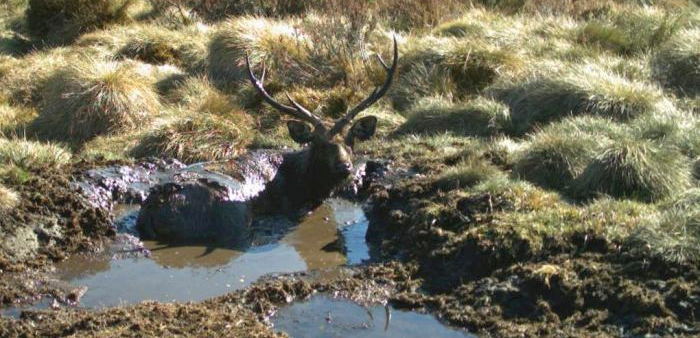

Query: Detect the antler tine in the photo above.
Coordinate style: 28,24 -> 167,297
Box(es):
327,36 -> 398,138
245,55 -> 325,132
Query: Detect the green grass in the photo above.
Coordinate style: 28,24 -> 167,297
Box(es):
627,188 -> 700,264
396,96 -> 510,137
0,137 -> 71,169
576,6 -> 686,55
435,155 -> 505,191
575,137 -> 692,202
652,28 -> 700,96
513,118 -> 607,193
490,63 -> 675,136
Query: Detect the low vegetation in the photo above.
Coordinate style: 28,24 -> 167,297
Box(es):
26,0 -> 134,45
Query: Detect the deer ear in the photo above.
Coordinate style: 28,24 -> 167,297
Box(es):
349,116 -> 377,142
287,120 -> 314,144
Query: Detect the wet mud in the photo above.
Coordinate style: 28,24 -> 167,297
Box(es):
366,174 -> 700,337
1,157 -> 698,337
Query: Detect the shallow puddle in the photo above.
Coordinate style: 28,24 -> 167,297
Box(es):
273,295 -> 475,338
4,198 -> 371,313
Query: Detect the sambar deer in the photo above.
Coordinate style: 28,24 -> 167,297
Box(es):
136,38 -> 398,243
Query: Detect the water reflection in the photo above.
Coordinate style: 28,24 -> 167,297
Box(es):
273,295 -> 474,338
47,198 -> 370,308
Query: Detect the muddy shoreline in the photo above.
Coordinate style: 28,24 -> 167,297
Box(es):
1,161 -> 699,337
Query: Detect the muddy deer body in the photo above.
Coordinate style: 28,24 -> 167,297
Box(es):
136,39 -> 398,243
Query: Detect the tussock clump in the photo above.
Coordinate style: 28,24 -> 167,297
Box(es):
134,111 -> 253,163
484,136 -> 524,168
396,96 -> 510,137
0,103 -> 37,134
390,36 -> 520,111
32,59 -> 161,143
434,9 -> 525,46
652,28 -> 700,96
628,188 -> 700,264
77,24 -> 210,73
0,48 -> 73,105
491,63 -> 674,135
694,157 -> 700,181
0,138 -> 71,169
631,111 -> 700,158
387,36 -> 461,111
629,110 -> 687,142
575,137 -> 692,202
513,118 -> 609,193
0,183 -> 19,212
435,156 -> 505,191
208,17 -> 307,88
117,25 -> 209,73
577,6 -> 684,55
444,40 -> 523,94
26,0 -> 134,44
168,76 -> 238,115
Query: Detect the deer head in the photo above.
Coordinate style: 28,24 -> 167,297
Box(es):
245,38 -> 398,185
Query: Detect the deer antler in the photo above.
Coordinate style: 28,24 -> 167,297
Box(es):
245,55 -> 326,133
326,36 -> 398,138
246,36 -> 398,138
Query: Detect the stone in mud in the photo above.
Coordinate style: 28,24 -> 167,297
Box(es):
136,179 -> 252,245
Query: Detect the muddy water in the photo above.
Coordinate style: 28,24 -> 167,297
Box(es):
8,199 -> 370,311
273,295 -> 474,338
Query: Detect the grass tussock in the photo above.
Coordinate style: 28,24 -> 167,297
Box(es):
167,76 -> 238,115
631,111 -> 700,158
491,63 -> 674,136
26,0 -> 134,44
31,59 -> 161,143
76,23 -> 210,73
207,16 -> 307,88
576,6 -> 686,55
134,111 -> 253,163
0,48 -> 74,105
0,103 -> 37,134
0,138 -> 71,169
390,35 -> 522,111
575,137 -> 692,202
435,156 -> 505,191
513,117 -> 611,193
627,188 -> 700,264
652,28 -> 700,96
396,96 -> 510,137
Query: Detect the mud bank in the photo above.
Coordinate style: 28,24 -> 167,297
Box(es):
1,164 -> 116,307
0,263 -> 420,337
366,175 -> 700,337
2,155 -> 699,337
